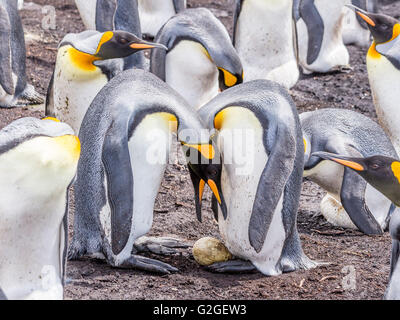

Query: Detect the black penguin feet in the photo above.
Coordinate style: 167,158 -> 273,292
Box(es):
205,260 -> 257,274
119,255 -> 179,275
134,236 -> 190,256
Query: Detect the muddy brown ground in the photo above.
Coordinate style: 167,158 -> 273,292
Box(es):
3,0 -> 400,300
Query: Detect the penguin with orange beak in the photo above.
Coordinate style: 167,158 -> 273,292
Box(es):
46,30 -> 167,134
311,151 -> 400,300
348,5 -> 400,155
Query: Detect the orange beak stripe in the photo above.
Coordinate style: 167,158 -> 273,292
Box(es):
207,179 -> 221,204
332,158 -> 364,171
356,12 -> 376,27
199,179 -> 205,203
130,43 -> 156,49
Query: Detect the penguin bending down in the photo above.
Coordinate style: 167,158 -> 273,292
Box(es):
192,80 -> 316,275
342,0 -> 377,47
74,0 -> 146,69
233,0 -> 299,89
309,152 -> 400,299
68,69 -> 224,274
301,108 -> 398,234
350,7 -> 400,156
138,0 -> 186,38
0,117 -> 80,300
294,0 -> 350,74
46,30 -> 166,134
150,8 -> 243,110
0,0 -> 43,108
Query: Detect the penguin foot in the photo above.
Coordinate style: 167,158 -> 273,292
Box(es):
17,85 -> 44,106
134,236 -> 190,256
205,260 -> 257,274
119,255 -> 179,275
330,65 -> 353,74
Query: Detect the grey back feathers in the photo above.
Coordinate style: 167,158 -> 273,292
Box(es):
376,36 -> 400,71
150,8 -> 241,81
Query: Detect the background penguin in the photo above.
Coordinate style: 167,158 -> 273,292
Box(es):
351,7 -> 400,156
308,151 -> 400,299
150,8 -> 243,110
46,30 -> 166,134
138,0 -> 186,38
194,80 -> 316,275
74,0 -> 146,69
68,69 -> 224,274
294,0 -> 350,74
301,108 -> 398,234
0,0 -> 43,108
0,117 -> 80,300
342,0 -> 377,47
233,0 -> 299,89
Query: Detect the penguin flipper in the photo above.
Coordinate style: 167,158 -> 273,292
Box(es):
95,0 -> 117,32
0,5 -> 14,96
173,0 -> 186,13
340,167 -> 383,235
0,287 -> 7,300
119,255 -> 178,274
102,120 -> 134,256
45,70 -> 55,116
206,259 -> 256,274
232,0 -> 243,46
299,0 -> 324,65
249,126 -> 296,253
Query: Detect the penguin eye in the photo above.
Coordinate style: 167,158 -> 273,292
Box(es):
119,38 -> 128,45
370,163 -> 380,170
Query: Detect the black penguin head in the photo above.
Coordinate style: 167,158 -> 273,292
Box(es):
181,142 -> 228,222
348,5 -> 400,44
95,31 -> 167,60
312,151 -> 400,207
218,68 -> 244,91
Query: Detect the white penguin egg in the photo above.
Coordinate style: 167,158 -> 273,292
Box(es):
192,237 -> 233,266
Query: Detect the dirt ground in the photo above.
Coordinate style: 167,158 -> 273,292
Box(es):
4,0 -> 400,300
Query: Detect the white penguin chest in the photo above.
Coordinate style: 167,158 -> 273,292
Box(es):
165,40 -> 219,110
235,0 -> 298,88
216,107 -> 286,276
138,0 -> 176,37
75,0 -> 97,30
53,46 -> 108,134
367,54 -> 400,155
100,113 -> 174,264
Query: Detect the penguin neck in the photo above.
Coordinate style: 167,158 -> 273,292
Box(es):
368,24 -> 400,60
67,46 -> 101,72
165,40 -> 219,110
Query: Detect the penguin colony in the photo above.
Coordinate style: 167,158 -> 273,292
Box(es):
1,0 -> 400,300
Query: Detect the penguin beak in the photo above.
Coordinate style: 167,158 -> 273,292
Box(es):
346,4 -> 376,26
207,178 -> 228,220
218,68 -> 243,89
130,40 -> 168,51
312,152 -> 365,171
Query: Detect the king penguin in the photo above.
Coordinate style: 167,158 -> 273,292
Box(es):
68,69 -> 225,274
150,8 -> 243,110
137,0 -> 186,38
192,80 -> 316,275
294,0 -> 350,74
233,0 -> 299,89
0,0 -> 43,108
301,108 -> 398,234
74,0 -> 146,69
349,7 -> 400,156
342,0 -> 377,47
0,117 -> 80,300
46,30 -> 166,134
309,151 -> 400,299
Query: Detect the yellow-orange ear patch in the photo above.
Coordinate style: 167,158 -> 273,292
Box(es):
42,117 -> 60,122
54,135 -> 81,162
391,161 -> 400,183
218,68 -> 238,87
303,138 -> 307,154
95,31 -> 114,54
68,47 -> 99,71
